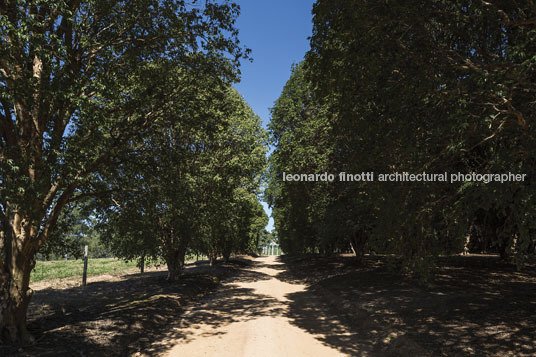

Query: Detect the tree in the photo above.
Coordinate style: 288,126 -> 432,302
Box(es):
0,0 -> 245,343
190,88 -> 267,265
95,66 -> 225,280
267,63 -> 337,254
305,0 -> 536,273
38,202 -> 109,260
268,0 -> 536,280
257,229 -> 274,253
96,80 -> 267,277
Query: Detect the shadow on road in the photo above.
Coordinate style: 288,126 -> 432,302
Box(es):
278,255 -> 536,356
5,255 -> 533,356
1,259 -> 272,356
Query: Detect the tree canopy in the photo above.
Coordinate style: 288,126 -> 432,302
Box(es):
0,0 -> 250,343
95,76 -> 267,279
268,0 -> 536,278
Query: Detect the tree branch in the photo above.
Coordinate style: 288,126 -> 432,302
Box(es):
35,186 -> 75,248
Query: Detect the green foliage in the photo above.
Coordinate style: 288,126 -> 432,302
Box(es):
94,73 -> 267,277
37,203 -> 111,260
0,0 -> 250,341
267,63 -> 335,254
268,0 -> 536,281
257,229 -> 274,251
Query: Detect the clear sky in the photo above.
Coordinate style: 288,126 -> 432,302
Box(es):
233,0 -> 316,233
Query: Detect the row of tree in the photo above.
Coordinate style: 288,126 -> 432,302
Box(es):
267,0 -> 536,279
93,79 -> 268,280
0,0 -> 266,344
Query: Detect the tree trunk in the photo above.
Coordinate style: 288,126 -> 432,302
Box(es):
166,260 -> 181,281
1,183 -> 72,344
0,266 -> 35,344
349,230 -> 367,262
165,248 -> 185,281
497,242 -> 509,260
463,233 -> 471,255
223,250 -> 230,263
208,252 -> 217,266
487,212 -> 510,260
0,218 -> 38,344
139,255 -> 145,274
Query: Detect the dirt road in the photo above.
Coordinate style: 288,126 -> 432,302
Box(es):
13,254 -> 534,356
160,256 -> 346,356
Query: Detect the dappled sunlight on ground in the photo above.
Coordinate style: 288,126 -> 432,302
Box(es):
277,254 -> 536,356
161,256 -> 345,357
4,254 -> 534,356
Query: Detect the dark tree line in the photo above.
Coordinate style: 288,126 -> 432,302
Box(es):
267,0 -> 536,279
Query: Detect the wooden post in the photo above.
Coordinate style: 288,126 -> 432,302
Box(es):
82,245 -> 88,287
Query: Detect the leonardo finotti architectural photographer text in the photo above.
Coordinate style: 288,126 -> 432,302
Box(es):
282,172 -> 527,184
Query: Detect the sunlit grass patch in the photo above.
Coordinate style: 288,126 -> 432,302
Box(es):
31,258 -> 138,283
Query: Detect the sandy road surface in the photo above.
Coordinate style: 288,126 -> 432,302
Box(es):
160,256 -> 345,356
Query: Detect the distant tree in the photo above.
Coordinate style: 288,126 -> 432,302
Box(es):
267,63 -> 333,255
96,81 -> 267,277
191,88 -> 267,265
38,203 -> 110,260
257,230 -> 273,250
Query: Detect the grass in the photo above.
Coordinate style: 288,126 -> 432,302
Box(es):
31,258 -> 138,283
30,254 -> 229,283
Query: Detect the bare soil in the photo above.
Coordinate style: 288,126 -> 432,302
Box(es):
1,254 -> 535,356
276,254 -> 536,356
161,256 -> 344,356
0,261 -> 242,356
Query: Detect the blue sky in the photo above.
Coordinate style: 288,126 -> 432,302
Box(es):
233,0 -> 316,232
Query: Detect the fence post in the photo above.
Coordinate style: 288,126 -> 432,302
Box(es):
82,245 -> 88,287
